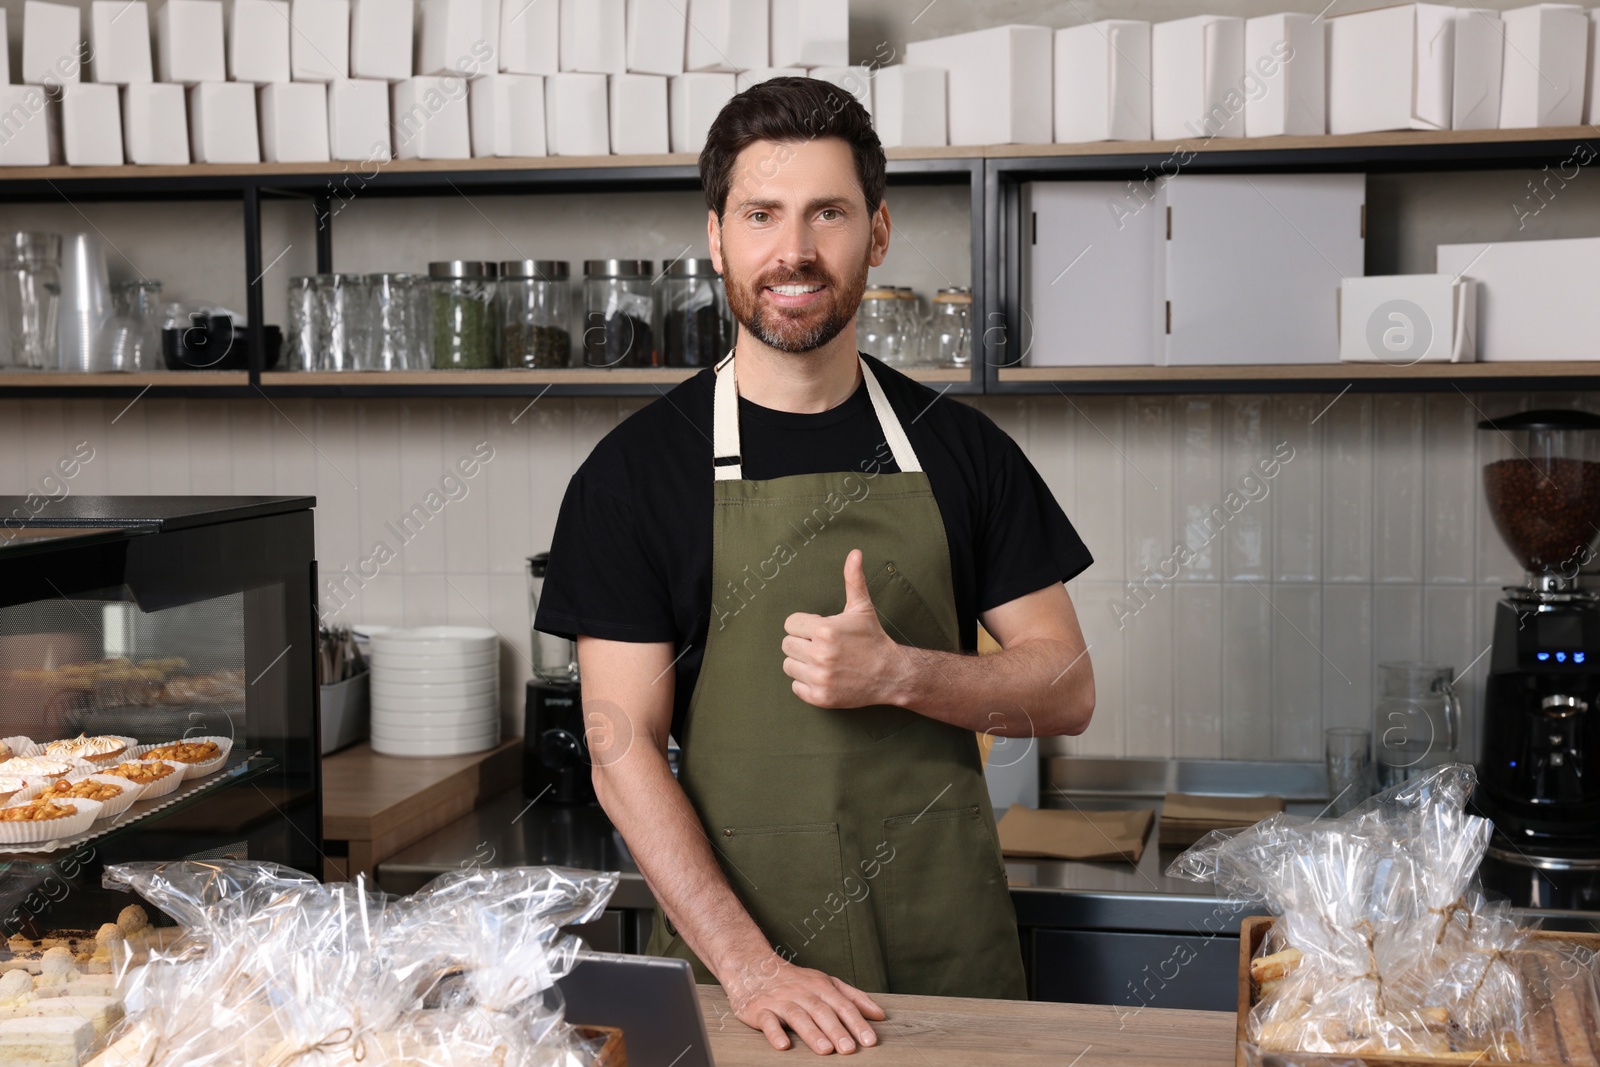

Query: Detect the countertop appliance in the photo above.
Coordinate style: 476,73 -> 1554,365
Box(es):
524,552 -> 592,803
1475,410 -> 1600,874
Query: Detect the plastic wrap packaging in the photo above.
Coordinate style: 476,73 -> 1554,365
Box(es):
94,861 -> 619,1067
1169,764 -> 1600,1064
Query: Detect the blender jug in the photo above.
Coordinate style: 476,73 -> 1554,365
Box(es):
526,553 -> 578,683
1374,662 -> 1460,788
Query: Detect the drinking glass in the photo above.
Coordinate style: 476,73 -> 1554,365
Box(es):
360,272 -> 412,371
95,280 -> 164,372
1373,663 -> 1460,789
1324,726 -> 1372,816
285,276 -> 318,370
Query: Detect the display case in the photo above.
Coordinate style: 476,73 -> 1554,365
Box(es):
0,496 -> 320,935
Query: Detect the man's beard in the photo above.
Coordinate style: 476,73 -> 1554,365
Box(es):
724,255 -> 871,354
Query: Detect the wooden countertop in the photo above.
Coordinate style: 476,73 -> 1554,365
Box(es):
694,985 -> 1236,1066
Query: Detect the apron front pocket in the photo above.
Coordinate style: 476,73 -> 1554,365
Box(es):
880,805 -> 1026,998
717,821 -> 858,985
855,561 -> 958,742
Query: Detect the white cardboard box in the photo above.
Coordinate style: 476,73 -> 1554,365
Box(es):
1454,11 -> 1503,129
626,0 -> 685,76
499,0 -> 557,74
418,0 -> 496,77
391,76 -> 471,158
0,86 -> 58,165
189,81 -> 260,162
1243,13 -> 1323,137
771,0 -> 846,68
905,25 -> 1052,146
873,65 -> 946,148
544,71 -> 608,155
1151,15 -> 1244,141
1326,4 -> 1457,133
123,81 -> 189,162
736,67 -> 807,93
469,73 -> 547,156
230,0 -> 291,83
327,78 -> 390,159
560,0 -> 625,75
608,72 -> 667,154
668,71 -> 734,152
155,0 -> 225,84
1164,173 -> 1366,365
1023,181 -> 1166,366
685,0 -> 767,72
1587,9 -> 1600,123
1053,20 -> 1150,142
1339,275 -> 1476,363
260,81 -> 330,161
480,0 -> 501,70
350,0 -> 410,80
23,2 -> 83,87
60,82 -> 123,164
1500,3 -> 1587,128
290,0 -> 350,81
1436,236 -> 1600,360
90,0 -> 154,84
808,65 -> 873,119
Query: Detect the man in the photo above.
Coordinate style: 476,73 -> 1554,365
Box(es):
535,78 -> 1094,1056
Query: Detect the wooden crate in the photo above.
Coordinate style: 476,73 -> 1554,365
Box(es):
1236,915 -> 1600,1067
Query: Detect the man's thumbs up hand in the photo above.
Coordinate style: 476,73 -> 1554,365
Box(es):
783,549 -> 906,709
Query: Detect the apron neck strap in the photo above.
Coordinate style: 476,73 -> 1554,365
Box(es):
712,351 -> 923,481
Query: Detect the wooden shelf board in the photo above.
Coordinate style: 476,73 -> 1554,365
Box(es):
982,124 -> 1600,160
262,368 -> 697,386
0,371 -> 249,387
999,361 -> 1600,383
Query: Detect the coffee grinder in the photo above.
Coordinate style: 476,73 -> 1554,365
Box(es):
524,553 -> 594,805
1476,411 -> 1600,873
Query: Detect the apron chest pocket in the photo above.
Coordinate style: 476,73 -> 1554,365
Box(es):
855,562 -> 959,742
717,821 -> 858,985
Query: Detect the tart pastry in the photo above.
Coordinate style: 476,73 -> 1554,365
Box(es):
102,762 -> 174,786
0,800 -> 77,823
40,780 -> 123,803
0,778 -> 28,805
0,758 -> 71,780
42,736 -> 126,765
142,740 -> 220,764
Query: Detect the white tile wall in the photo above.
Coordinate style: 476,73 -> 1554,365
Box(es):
0,389 -> 1570,754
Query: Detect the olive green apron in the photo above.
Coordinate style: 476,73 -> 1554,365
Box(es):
643,352 -> 1027,1000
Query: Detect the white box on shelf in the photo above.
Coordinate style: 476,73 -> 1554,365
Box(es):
0,12 -> 11,84
1587,9 -> 1600,123
328,78 -> 390,159
418,0 -> 496,77
669,71 -> 734,152
1436,236 -> 1600,360
685,0 -> 767,72
1500,3 -> 1587,128
499,0 -> 557,73
90,0 -> 154,84
1326,4 -> 1460,133
609,72 -> 667,154
809,65 -> 872,119
905,25 -> 1052,146
469,73 -> 547,156
873,65 -> 946,148
560,0 -> 625,75
544,71 -> 608,154
1053,20 -> 1150,143
1022,181 -> 1166,367
391,76 -> 471,158
189,81 -> 260,162
736,67 -> 807,93
23,1 -> 83,87
626,0 -> 685,76
1163,173 -> 1366,365
1151,15 -> 1244,140
1339,275 -> 1476,363
771,0 -> 846,68
350,0 -> 410,81
1453,11 -> 1503,129
260,81 -> 330,161
123,82 -> 190,163
480,0 -> 501,70
1243,13 -> 1323,137
230,0 -> 291,83
155,0 -> 225,84
0,86 -> 58,165
60,82 -> 124,165
290,0 -> 350,81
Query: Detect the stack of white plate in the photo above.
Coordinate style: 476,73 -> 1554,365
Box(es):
368,626 -> 500,757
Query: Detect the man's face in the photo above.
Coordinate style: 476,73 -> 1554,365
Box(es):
710,138 -> 888,354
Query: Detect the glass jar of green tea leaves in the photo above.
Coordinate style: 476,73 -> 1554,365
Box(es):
499,260 -> 573,369
429,260 -> 497,369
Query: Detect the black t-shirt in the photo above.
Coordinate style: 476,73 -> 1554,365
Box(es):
535,354 -> 1093,742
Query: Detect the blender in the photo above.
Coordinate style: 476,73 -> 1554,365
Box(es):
1475,410 -> 1600,878
524,552 -> 594,805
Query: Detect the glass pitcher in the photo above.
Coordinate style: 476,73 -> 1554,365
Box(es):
1373,662 -> 1460,788
527,553 -> 578,684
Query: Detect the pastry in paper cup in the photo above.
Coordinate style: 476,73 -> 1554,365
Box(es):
41,735 -> 137,765
0,797 -> 102,844
101,760 -> 183,799
0,778 -> 34,805
41,774 -> 144,820
0,737 -> 32,762
0,757 -> 74,780
136,737 -> 232,780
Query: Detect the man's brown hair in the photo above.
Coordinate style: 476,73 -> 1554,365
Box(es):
699,76 -> 887,221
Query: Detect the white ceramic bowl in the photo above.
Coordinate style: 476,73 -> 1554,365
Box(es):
368,648 -> 497,671
371,677 -> 497,700
371,733 -> 499,758
367,663 -> 497,686
371,692 -> 498,714
370,720 -> 500,743
370,627 -> 498,656
370,705 -> 498,726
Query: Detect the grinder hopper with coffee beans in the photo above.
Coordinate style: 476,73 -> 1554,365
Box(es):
1476,409 -> 1600,873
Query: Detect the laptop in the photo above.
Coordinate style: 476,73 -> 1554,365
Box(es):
556,951 -> 717,1067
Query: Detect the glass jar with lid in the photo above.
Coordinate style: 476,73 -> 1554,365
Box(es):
855,287 -> 900,364
893,288 -> 924,367
429,260 -> 498,369
0,232 -> 62,370
925,287 -> 973,368
659,258 -> 728,367
499,260 -> 573,369
583,259 -> 654,368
